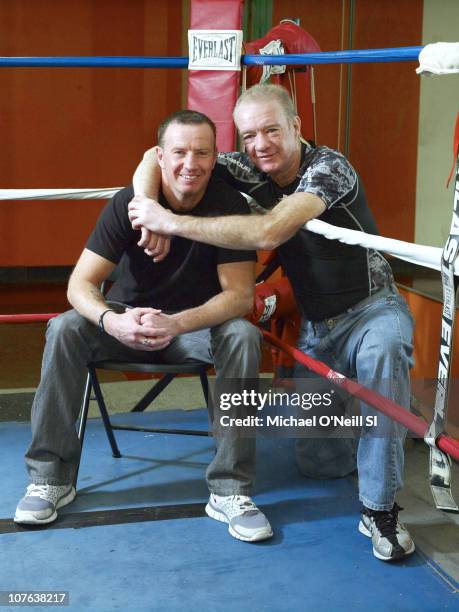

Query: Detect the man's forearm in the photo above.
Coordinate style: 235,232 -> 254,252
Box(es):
168,214 -> 267,250
171,290 -> 253,334
168,193 -> 325,251
128,182 -> 326,251
67,277 -> 110,326
67,250 -> 171,351
133,147 -> 160,197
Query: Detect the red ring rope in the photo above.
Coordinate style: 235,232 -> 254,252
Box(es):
0,313 -> 59,323
262,330 -> 459,462
1,311 -> 458,461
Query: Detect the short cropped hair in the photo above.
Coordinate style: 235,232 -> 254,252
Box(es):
234,83 -> 297,122
157,110 -> 217,148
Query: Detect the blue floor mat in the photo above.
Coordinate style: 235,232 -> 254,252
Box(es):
1,411 -> 457,612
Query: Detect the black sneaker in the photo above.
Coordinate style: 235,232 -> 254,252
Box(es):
359,503 -> 415,561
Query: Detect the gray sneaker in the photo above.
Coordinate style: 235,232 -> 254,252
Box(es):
205,494 -> 273,542
14,483 -> 76,525
359,503 -> 415,561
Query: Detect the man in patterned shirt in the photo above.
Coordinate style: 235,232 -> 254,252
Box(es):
128,84 -> 415,562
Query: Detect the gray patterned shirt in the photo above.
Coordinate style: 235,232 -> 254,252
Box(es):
215,143 -> 394,320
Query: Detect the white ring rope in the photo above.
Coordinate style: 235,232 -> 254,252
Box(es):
0,188 -> 122,200
305,218 -> 454,274
0,187 -> 454,275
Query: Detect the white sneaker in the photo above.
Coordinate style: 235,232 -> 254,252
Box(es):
14,483 -> 76,525
205,494 -> 273,542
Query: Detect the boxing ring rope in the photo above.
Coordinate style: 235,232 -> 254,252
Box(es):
263,331 -> 459,462
0,57 -> 188,68
0,188 -> 123,201
2,45 -> 459,472
0,46 -> 423,68
0,189 -> 456,275
305,219 -> 452,274
0,313 -> 60,324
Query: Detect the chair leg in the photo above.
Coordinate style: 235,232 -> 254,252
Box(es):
74,373 -> 93,487
131,373 -> 176,412
77,373 -> 92,445
88,365 -> 122,458
200,370 -> 212,420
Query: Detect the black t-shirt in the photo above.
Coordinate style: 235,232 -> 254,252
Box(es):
86,180 -> 256,312
215,143 -> 393,321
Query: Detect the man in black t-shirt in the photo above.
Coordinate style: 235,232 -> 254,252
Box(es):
14,110 -> 273,543
129,85 -> 415,562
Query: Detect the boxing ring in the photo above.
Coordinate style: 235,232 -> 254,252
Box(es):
2,18 -> 459,609
1,43 -> 459,474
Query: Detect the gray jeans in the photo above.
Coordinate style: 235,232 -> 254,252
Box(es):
25,308 -> 262,496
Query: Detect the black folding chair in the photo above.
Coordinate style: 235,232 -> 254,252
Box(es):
74,265 -> 211,485
75,360 -> 210,485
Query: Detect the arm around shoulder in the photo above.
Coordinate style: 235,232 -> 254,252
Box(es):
132,147 -> 161,198
256,191 -> 326,250
129,189 -> 326,251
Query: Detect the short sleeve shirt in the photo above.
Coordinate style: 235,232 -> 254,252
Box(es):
86,180 -> 256,312
214,143 -> 393,321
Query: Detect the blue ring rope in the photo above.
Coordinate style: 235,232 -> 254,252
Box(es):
0,57 -> 189,68
0,46 -> 422,68
244,46 -> 423,65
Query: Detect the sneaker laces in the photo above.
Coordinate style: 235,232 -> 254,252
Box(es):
25,483 -> 70,505
215,495 -> 258,517
26,484 -> 50,498
369,503 -> 403,537
232,496 -> 257,514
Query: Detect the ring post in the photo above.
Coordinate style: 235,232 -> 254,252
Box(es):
424,114 -> 459,513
